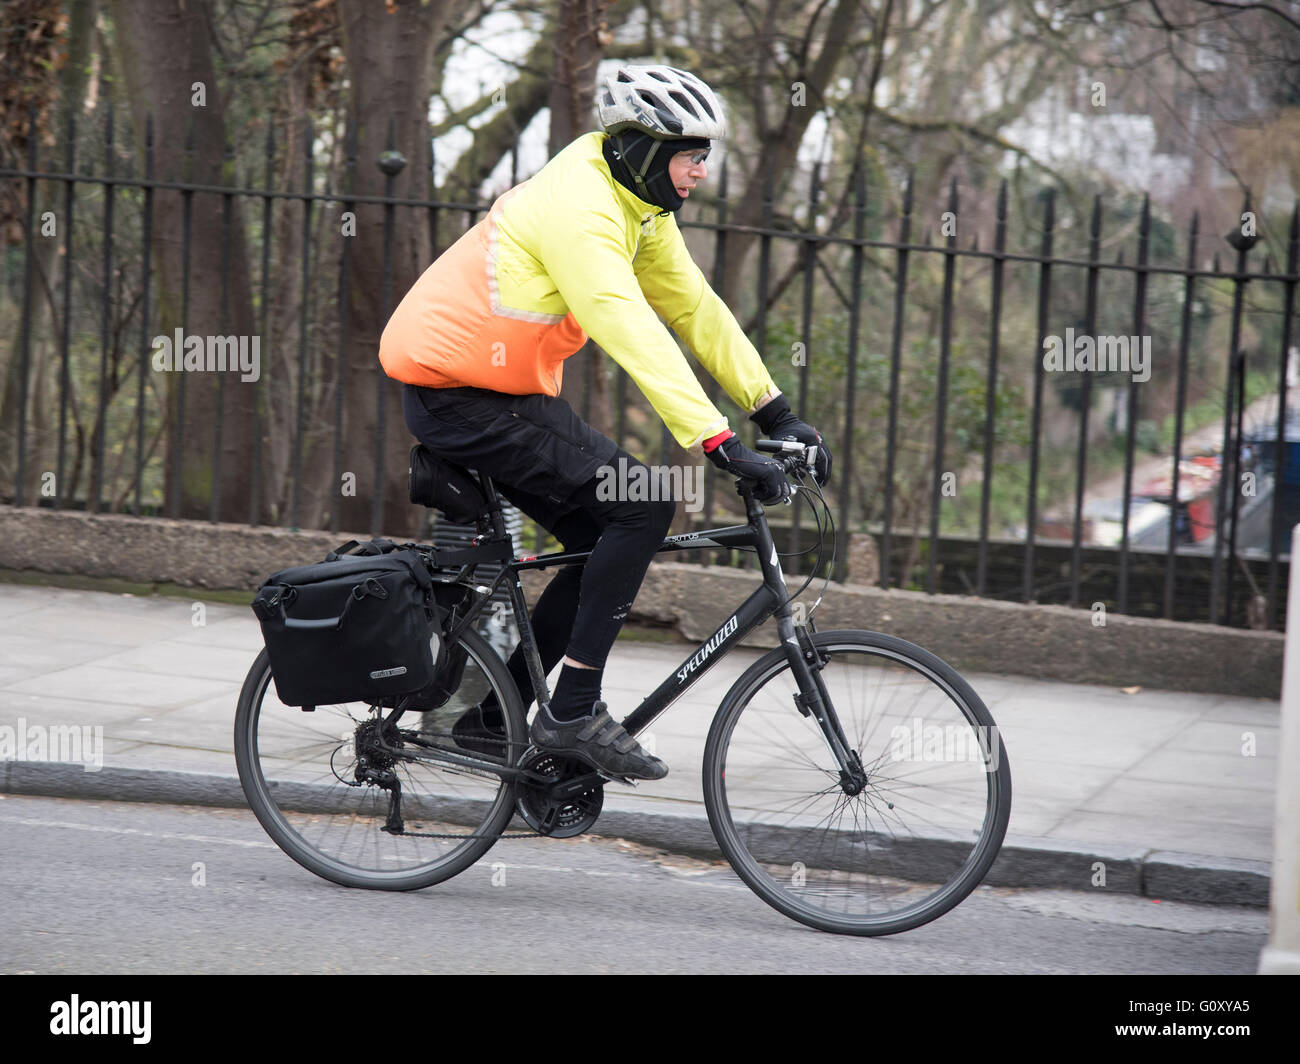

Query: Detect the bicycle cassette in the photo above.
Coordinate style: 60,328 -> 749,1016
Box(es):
516,749 -> 604,838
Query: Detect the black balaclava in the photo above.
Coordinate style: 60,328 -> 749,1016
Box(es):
602,131 -> 711,213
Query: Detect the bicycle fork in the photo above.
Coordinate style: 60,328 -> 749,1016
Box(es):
749,493 -> 867,796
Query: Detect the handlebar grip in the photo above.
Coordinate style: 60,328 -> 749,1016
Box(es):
755,438 -> 805,454
755,439 -> 817,478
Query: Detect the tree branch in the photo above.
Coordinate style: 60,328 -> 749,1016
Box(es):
1192,0 -> 1300,32
875,110 -> 1080,191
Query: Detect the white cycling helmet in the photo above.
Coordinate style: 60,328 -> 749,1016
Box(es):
597,65 -> 727,141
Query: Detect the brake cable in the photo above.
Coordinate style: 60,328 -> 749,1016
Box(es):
776,460 -> 837,621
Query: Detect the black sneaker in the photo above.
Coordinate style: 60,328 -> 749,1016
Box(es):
528,701 -> 668,781
451,701 -> 507,757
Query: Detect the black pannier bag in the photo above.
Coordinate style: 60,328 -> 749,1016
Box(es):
251,538 -> 440,708
408,443 -> 489,524
382,578 -> 473,712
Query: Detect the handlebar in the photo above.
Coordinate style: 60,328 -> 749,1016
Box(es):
755,438 -> 818,479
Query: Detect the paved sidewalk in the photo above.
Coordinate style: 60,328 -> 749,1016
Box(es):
0,584 -> 1280,904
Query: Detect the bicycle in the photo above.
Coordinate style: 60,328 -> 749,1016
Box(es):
234,441 -> 1012,936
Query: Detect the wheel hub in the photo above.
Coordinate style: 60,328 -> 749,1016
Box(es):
353,718 -> 400,772
838,750 -> 868,796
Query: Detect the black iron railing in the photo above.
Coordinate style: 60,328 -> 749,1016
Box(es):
2,109 -> 1298,630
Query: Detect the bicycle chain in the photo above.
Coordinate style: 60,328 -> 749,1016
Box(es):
389,828 -> 540,840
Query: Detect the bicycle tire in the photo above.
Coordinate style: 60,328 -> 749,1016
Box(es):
234,625 -> 527,891
702,629 -> 1011,935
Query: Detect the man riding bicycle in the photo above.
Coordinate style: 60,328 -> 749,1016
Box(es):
379,65 -> 832,782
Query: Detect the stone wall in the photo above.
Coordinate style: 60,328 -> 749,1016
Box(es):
0,506 -> 1281,698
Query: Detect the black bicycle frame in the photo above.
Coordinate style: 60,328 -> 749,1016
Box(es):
458,474 -> 861,779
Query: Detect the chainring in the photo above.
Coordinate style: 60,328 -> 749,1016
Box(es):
516,748 -> 604,838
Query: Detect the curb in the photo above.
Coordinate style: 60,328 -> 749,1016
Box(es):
1,761 -> 1271,908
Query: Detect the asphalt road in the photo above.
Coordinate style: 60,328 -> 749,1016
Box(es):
0,794 -> 1266,975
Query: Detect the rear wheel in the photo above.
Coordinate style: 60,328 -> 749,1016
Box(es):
234,626 -> 527,890
702,629 -> 1011,935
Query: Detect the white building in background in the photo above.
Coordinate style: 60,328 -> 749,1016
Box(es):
1001,90 -> 1194,200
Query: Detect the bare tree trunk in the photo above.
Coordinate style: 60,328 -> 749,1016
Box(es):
109,0 -> 256,521
548,0 -> 612,438
260,68 -> 340,529
547,0 -> 608,156
335,0 -> 460,537
0,0 -> 89,502
23,0 -> 100,505
720,0 -> 866,311
439,2 -> 637,200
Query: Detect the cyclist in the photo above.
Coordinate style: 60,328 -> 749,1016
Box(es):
379,65 -> 831,782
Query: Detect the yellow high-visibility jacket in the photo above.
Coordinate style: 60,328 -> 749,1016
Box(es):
379,130 -> 778,449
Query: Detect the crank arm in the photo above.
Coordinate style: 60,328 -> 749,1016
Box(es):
556,770 -> 608,797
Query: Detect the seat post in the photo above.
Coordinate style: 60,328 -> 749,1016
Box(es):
471,470 -> 551,712
476,472 -> 510,542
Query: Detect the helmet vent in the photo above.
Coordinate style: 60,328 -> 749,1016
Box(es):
637,89 -> 665,110
669,90 -> 698,116
681,83 -> 716,119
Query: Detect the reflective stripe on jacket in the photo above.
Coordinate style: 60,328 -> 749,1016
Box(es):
378,131 -> 778,449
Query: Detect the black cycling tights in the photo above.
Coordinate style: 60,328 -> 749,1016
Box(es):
495,476 -> 674,709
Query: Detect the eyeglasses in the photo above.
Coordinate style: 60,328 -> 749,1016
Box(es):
681,149 -> 710,165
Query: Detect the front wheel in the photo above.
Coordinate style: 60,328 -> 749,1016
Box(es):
234,625 -> 527,891
703,629 -> 1011,935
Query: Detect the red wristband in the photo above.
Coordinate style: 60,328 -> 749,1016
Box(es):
702,429 -> 735,453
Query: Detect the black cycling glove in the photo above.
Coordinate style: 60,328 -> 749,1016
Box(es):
750,394 -> 832,486
705,433 -> 791,505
